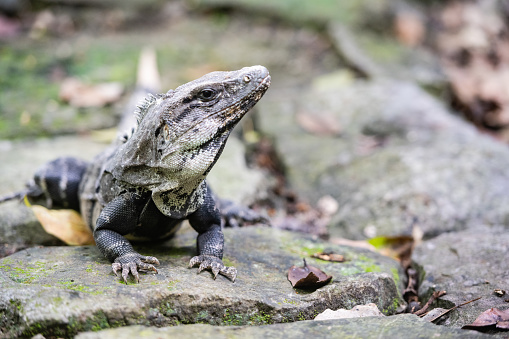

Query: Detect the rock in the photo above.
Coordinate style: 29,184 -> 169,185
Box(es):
191,0 -> 391,26
328,23 -> 445,88
413,226 -> 509,328
0,226 -> 405,337
257,78 -> 509,239
314,303 -> 384,320
75,314 -> 491,339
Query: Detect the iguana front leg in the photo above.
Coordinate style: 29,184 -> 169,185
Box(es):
94,192 -> 159,283
188,187 -> 237,281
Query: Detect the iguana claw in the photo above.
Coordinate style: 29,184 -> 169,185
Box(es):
112,253 -> 159,283
189,255 -> 237,282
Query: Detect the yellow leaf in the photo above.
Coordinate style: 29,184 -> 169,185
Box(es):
31,205 -> 95,246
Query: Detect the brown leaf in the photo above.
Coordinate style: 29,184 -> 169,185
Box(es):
59,78 -> 123,108
312,251 -> 346,262
31,205 -> 95,245
368,235 -> 414,270
394,10 -> 425,47
287,259 -> 332,290
296,111 -> 341,136
462,308 -> 509,331
329,237 -> 376,251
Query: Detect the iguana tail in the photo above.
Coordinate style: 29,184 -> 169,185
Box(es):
0,157 -> 89,211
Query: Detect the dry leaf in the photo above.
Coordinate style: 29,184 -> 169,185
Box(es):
312,251 -> 346,262
296,111 -> 341,136
329,237 -> 376,251
287,259 -> 332,290
31,205 -> 95,245
394,10 -> 425,47
368,235 -> 414,270
59,78 -> 123,108
494,289 -> 506,297
462,308 -> 509,331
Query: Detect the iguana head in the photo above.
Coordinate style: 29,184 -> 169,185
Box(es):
109,65 -> 271,195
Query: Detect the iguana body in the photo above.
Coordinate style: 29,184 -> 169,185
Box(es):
2,66 -> 271,283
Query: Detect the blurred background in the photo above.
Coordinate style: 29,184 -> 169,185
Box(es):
3,0 -> 509,240
2,0 -> 509,140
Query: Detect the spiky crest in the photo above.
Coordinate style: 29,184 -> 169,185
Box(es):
133,93 -> 158,125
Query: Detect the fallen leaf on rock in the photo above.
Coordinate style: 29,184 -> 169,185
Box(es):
31,204 -> 95,245
314,303 -> 384,321
368,235 -> 414,269
329,237 -> 376,251
312,251 -> 346,262
462,308 -> 509,331
296,111 -> 341,136
494,289 -> 506,297
59,78 -> 123,108
288,259 -> 332,290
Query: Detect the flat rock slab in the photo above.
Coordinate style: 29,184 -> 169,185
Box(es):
414,227 -> 509,328
76,314 -> 490,339
0,226 -> 404,338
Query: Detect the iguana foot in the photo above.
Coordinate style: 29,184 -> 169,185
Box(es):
189,255 -> 237,282
112,253 -> 159,283
219,199 -> 268,227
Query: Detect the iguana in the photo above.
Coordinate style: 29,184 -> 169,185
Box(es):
1,65 -> 271,283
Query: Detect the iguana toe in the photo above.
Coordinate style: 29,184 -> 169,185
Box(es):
189,255 -> 237,282
112,253 -> 159,283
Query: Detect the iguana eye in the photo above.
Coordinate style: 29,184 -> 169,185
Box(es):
197,88 -> 218,101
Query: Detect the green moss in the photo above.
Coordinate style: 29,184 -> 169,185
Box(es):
167,279 -> 180,290
0,261 -> 55,284
337,266 -> 363,276
301,245 -> 325,256
356,254 -> 381,273
85,264 -> 96,273
21,311 -> 116,337
221,258 -> 235,267
57,281 -> 110,295
52,297 -> 63,305
390,267 -> 400,287
362,264 -> 381,273
221,308 -> 274,326
382,297 -> 402,315
159,302 -> 176,316
282,298 -> 298,305
223,308 -> 244,326
282,238 -> 325,257
248,311 -> 273,325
